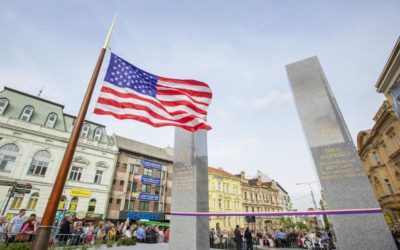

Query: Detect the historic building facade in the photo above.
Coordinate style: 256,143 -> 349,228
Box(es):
238,171 -> 287,231
0,87 -> 118,221
208,167 -> 243,231
357,37 -> 400,230
107,135 -> 172,223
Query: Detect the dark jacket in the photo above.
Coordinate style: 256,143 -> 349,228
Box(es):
234,228 -> 242,242
244,230 -> 252,243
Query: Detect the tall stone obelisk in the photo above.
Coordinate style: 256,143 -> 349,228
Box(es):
286,57 -> 396,250
169,128 -> 209,250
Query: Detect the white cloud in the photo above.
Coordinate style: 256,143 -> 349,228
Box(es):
250,90 -> 293,111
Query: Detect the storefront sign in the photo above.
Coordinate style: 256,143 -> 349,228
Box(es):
70,188 -> 91,197
76,211 -> 86,220
86,213 -> 104,219
141,160 -> 162,169
126,212 -> 160,220
141,176 -> 161,185
139,193 -> 159,201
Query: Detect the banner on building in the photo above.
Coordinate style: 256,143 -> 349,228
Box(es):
141,176 -> 161,185
141,160 -> 162,169
139,193 -> 159,201
70,188 -> 91,197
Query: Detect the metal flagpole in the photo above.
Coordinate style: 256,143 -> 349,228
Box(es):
30,15 -> 117,250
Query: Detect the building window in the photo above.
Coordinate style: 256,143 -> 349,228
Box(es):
132,182 -> 138,192
218,199 -> 222,209
120,180 -> 124,186
45,113 -> 58,128
87,198 -> 96,213
20,106 -> 34,121
385,179 -> 394,195
133,165 -> 140,174
69,197 -> 78,211
156,170 -> 161,178
0,143 -> 19,170
244,192 -> 247,200
155,185 -> 161,195
129,199 -> 135,210
142,184 -> 151,193
116,199 -> 121,205
371,151 -> 382,165
58,196 -> 67,210
154,202 -> 159,212
383,144 -> 390,156
122,163 -> 127,168
139,201 -> 150,211
80,124 -> 90,138
93,128 -> 102,141
159,203 -> 164,212
124,199 -> 129,210
161,171 -> 166,180
0,98 -> 9,115
143,168 -> 152,176
129,164 -> 134,174
112,179 -> 116,185
109,198 -> 113,204
389,132 -> 400,148
27,150 -> 51,176
26,193 -> 39,210
94,170 -> 103,184
69,166 -> 83,181
127,181 -> 132,191
11,194 -> 24,209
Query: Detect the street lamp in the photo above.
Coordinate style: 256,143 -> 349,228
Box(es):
296,182 -> 318,210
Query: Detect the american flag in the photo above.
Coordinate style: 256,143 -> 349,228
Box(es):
94,53 -> 212,132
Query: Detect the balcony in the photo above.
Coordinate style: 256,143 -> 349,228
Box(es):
379,194 -> 400,207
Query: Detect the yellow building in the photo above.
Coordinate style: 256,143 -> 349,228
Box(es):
357,37 -> 400,230
208,167 -> 243,232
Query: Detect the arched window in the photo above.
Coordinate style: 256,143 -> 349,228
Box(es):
385,179 -> 394,195
80,124 -> 90,138
27,193 -> 39,210
20,106 -> 34,122
69,197 -> 78,211
45,113 -> 58,128
0,143 -> 19,170
87,198 -> 96,213
11,194 -> 24,209
58,195 -> 67,210
27,150 -> 51,176
0,98 -> 9,115
93,128 -> 102,141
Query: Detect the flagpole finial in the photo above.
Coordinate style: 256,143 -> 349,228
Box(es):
103,12 -> 118,49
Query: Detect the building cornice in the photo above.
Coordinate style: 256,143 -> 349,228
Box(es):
376,37 -> 400,94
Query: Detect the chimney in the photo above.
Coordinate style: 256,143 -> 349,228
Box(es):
240,171 -> 245,180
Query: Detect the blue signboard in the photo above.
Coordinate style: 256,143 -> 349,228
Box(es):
139,193 -> 159,201
141,176 -> 161,185
141,160 -> 162,169
127,212 -> 160,220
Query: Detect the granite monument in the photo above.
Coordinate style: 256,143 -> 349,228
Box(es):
286,56 -> 396,249
169,128 -> 210,250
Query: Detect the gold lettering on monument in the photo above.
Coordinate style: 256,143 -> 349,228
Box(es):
174,165 -> 194,190
318,147 -> 362,181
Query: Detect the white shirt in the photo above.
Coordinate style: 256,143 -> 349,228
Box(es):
10,215 -> 25,234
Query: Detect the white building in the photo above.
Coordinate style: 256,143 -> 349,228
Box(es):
0,87 -> 118,221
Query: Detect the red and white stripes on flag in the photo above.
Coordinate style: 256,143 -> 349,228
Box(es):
94,53 -> 212,132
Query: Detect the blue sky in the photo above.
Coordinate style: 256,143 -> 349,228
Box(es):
1,0 -> 399,210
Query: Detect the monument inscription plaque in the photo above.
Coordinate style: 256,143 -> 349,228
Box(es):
169,128 -> 209,250
286,57 -> 396,249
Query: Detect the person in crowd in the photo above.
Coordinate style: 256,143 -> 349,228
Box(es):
71,223 -> 84,246
7,209 -> 26,244
58,216 -> 72,245
96,223 -> 106,242
234,225 -> 242,250
0,216 -> 8,242
20,215 -> 37,241
244,227 -> 253,250
210,228 -> 216,248
107,224 -> 116,241
137,225 -> 146,242
165,227 -> 170,243
158,227 -> 165,243
85,226 -> 95,245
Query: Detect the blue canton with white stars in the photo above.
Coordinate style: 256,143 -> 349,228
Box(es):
105,53 -> 159,98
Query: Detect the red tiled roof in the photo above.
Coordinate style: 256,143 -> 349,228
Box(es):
208,167 -> 234,176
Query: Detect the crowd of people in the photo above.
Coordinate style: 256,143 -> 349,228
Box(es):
0,208 -> 170,247
210,225 -> 336,249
